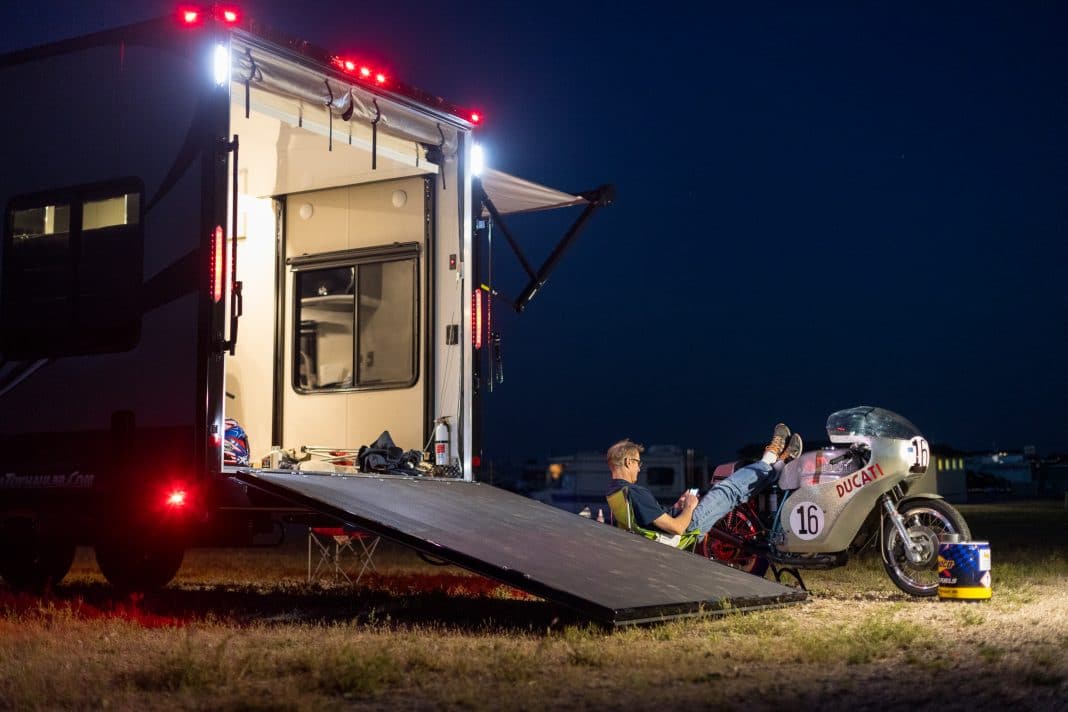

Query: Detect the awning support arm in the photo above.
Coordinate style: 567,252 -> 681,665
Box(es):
513,184 -> 614,312
479,186 -> 538,282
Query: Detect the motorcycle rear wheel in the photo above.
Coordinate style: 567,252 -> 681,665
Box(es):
882,498 -> 970,597
699,507 -> 769,577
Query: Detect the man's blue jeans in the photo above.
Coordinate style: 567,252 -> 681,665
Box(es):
688,461 -> 778,535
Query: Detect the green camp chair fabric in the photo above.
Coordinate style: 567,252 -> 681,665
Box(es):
606,486 -> 700,550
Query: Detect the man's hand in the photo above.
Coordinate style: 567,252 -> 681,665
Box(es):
673,492 -> 699,511
654,492 -> 699,535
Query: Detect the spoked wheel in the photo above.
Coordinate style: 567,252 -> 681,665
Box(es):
882,498 -> 970,597
698,507 -> 769,577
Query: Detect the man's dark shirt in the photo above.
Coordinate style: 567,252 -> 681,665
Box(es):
607,478 -> 666,529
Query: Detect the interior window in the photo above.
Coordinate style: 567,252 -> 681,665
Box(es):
294,249 -> 417,392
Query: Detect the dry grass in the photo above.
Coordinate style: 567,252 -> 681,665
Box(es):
0,501 -> 1066,710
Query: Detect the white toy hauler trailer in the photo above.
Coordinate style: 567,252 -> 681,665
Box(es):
0,6 -> 613,593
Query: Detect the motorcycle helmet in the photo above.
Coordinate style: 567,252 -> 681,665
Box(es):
223,417 -> 250,466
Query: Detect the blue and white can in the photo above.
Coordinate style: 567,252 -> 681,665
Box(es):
938,539 -> 991,601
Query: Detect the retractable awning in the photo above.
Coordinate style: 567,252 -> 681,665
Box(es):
476,172 -> 614,312
479,168 -> 588,216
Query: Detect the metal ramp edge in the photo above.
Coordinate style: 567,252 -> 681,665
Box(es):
234,470 -> 806,626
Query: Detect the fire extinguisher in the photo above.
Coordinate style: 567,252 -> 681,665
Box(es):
434,417 -> 451,466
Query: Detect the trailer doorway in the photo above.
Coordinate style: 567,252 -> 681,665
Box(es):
223,79 -> 447,468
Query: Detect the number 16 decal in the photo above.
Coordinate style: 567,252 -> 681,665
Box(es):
909,437 -> 930,474
789,501 -> 825,541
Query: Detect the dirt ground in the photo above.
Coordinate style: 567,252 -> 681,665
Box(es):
1,501 -> 1066,710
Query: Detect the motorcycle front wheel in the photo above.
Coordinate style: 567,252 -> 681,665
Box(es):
882,498 -> 970,597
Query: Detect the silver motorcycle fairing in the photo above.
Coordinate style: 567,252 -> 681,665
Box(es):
773,409 -> 931,555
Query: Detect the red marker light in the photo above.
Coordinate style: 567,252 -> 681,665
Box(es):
180,9 -> 200,24
470,112 -> 482,124
211,226 -> 225,303
166,490 -> 187,507
221,9 -> 238,23
374,72 -> 387,84
472,289 -> 483,349
344,60 -> 355,72
359,66 -> 372,78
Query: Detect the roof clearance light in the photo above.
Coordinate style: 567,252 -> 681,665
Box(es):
359,66 -> 372,79
182,9 -> 200,24
471,144 -> 485,177
221,9 -> 239,23
470,112 -> 482,124
344,60 -> 355,72
375,72 -> 387,85
213,43 -> 229,86
166,490 -> 187,507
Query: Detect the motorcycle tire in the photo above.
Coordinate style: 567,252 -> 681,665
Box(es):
699,507 -> 769,578
882,498 -> 970,597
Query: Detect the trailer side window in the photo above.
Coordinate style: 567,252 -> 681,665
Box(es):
646,466 -> 676,487
292,245 -> 418,392
2,180 -> 143,358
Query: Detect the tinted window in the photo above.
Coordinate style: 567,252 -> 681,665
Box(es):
646,466 -> 676,487
2,180 -> 143,357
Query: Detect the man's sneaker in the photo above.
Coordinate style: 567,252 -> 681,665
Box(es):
764,423 -> 791,458
780,433 -> 803,462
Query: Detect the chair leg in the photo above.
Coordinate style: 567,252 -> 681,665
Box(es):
351,536 -> 380,584
308,531 -> 336,583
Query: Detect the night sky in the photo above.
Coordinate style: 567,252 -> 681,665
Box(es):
4,2 -> 1066,462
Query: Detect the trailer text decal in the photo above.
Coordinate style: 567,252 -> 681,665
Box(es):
835,463 -> 885,498
0,471 -> 95,489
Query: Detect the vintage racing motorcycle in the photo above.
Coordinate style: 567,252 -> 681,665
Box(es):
698,406 -> 971,596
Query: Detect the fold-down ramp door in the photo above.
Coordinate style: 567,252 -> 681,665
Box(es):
236,471 -> 805,625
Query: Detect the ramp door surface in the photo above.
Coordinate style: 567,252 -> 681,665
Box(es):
236,471 -> 805,625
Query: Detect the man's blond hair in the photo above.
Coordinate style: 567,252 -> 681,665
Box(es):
607,439 -> 643,472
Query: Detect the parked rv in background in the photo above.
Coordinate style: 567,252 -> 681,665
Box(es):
0,7 -> 610,592
532,446 -> 709,516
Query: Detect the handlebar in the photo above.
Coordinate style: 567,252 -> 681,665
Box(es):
829,443 -> 870,465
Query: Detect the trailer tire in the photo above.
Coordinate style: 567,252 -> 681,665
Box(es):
95,535 -> 184,593
0,522 -> 77,591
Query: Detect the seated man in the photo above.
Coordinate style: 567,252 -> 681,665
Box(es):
605,424 -> 802,538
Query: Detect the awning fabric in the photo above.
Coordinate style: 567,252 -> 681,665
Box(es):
480,168 -> 587,216
232,32 -> 463,158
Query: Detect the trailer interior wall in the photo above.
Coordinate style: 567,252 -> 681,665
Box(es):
225,83 -> 466,464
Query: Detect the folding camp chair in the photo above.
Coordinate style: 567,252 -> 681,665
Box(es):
307,527 -> 380,584
605,486 -> 700,550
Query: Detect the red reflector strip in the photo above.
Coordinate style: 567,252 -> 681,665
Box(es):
211,226 -> 224,303
472,289 -> 482,350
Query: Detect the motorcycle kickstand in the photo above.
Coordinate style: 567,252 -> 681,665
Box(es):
771,563 -> 807,591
